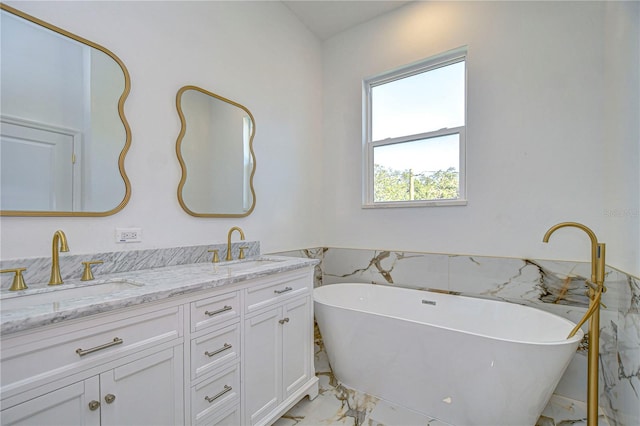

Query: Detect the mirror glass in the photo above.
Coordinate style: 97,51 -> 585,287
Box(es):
176,86 -> 256,217
0,5 -> 131,216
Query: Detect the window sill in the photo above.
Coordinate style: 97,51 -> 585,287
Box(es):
362,199 -> 467,209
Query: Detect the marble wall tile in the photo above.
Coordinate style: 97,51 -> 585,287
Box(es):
272,248 -> 324,288
321,248 -> 449,290
448,255 -> 545,301
609,309 -> 640,424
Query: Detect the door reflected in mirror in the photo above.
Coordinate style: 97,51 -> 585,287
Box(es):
0,4 -> 131,216
176,86 -> 256,217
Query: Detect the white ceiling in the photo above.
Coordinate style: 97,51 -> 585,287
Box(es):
282,1 -> 412,40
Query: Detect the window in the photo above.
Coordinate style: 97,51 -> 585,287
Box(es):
363,47 -> 467,207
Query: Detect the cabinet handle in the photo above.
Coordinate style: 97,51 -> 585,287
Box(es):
205,343 -> 232,357
205,305 -> 232,317
205,385 -> 232,403
104,394 -> 116,404
76,337 -> 123,356
274,287 -> 292,294
88,400 -> 101,411
279,317 -> 290,324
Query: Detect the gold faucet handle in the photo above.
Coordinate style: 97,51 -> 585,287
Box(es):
586,284 -> 608,309
81,261 -> 104,281
208,249 -> 220,263
585,280 -> 607,292
1,268 -> 28,291
238,246 -> 249,260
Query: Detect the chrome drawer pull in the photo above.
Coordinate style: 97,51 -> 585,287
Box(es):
205,343 -> 232,357
88,400 -> 101,411
274,287 -> 292,294
205,385 -> 232,403
205,305 -> 232,317
76,337 -> 123,356
278,317 -> 290,324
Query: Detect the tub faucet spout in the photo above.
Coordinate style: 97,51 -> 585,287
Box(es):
542,222 -> 605,286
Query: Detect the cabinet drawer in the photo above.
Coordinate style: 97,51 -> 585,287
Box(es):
191,323 -> 240,380
192,363 -> 239,423
195,403 -> 240,426
245,274 -> 309,314
1,306 -> 182,395
191,291 -> 240,333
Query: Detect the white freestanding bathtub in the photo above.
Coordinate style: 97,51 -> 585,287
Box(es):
314,283 -> 583,426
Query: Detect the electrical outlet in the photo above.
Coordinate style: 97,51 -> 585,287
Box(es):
115,227 -> 142,243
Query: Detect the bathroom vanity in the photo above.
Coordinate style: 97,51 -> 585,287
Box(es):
0,256 -> 319,426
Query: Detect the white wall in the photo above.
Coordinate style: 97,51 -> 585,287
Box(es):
0,1 -> 323,258
322,1 -> 639,276
602,1 -> 640,278
1,1 -> 637,278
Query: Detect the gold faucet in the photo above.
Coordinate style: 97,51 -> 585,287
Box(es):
208,249 -> 220,263
542,221 -> 605,426
49,230 -> 69,285
0,267 -> 28,291
81,260 -> 104,281
226,226 -> 245,261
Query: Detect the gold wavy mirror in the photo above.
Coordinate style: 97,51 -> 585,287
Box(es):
176,86 -> 256,217
0,4 -> 131,216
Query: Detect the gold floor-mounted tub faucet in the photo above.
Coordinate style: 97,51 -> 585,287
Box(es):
543,221 -> 606,426
49,230 -> 69,285
226,226 -> 245,261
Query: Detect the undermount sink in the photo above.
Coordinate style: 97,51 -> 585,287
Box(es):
220,258 -> 285,272
0,280 -> 144,312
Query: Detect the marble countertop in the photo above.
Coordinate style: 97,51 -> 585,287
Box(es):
0,255 -> 318,335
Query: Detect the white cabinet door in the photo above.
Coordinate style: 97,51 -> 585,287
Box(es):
100,346 -> 183,426
282,296 -> 311,399
244,294 -> 313,426
0,377 -> 100,426
244,308 -> 282,425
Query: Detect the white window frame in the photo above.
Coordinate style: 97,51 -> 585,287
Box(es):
362,47 -> 467,208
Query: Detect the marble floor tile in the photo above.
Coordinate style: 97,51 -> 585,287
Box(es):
277,388 -> 610,426
367,399 -> 451,426
274,324 -> 616,426
276,337 -> 611,426
274,337 -> 451,426
536,394 -> 610,426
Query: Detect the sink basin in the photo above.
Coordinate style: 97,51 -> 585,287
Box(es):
0,280 -> 144,312
221,258 -> 284,273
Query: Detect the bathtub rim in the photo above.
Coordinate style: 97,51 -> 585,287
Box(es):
314,282 -> 585,346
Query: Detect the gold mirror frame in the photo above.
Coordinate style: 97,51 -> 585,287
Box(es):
0,3 -> 132,217
176,85 -> 256,218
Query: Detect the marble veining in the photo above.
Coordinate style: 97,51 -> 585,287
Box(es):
0,254 -> 317,335
2,242 -> 636,423
274,322 -> 601,426
275,248 -> 640,426
0,241 -> 260,290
